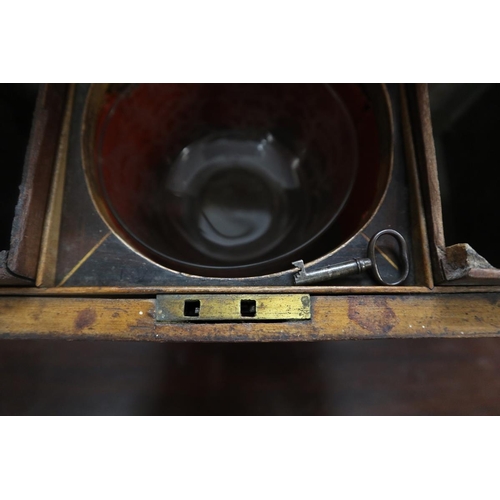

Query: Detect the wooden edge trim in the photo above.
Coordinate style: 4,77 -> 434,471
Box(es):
7,84 -> 68,279
3,285 -> 500,296
0,294 -> 499,341
37,84 -> 76,286
0,286 -> 434,296
413,83 -> 446,251
400,84 -> 434,289
407,84 -> 446,284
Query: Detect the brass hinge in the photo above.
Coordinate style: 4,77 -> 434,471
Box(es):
155,294 -> 311,322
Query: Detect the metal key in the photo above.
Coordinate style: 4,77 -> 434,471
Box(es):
292,229 -> 409,286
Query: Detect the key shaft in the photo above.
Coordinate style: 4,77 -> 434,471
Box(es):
292,258 -> 373,285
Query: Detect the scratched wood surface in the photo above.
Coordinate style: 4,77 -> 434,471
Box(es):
7,84 -> 67,280
1,294 -> 499,341
1,338 -> 499,415
0,84 -> 64,285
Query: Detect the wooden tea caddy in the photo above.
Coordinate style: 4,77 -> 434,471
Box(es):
1,84 -> 499,341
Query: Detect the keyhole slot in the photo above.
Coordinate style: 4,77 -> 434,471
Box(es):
184,300 -> 200,317
240,300 -> 256,317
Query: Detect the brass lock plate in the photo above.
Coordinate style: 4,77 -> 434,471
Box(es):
156,294 -> 311,322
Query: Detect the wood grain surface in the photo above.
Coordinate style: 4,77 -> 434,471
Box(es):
7,84 -> 67,279
1,337 -> 499,415
1,294 -> 500,341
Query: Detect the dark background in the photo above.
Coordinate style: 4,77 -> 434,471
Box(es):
1,84 -> 499,416
1,339 -> 500,415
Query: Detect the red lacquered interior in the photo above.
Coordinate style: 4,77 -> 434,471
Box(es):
88,84 -> 388,277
